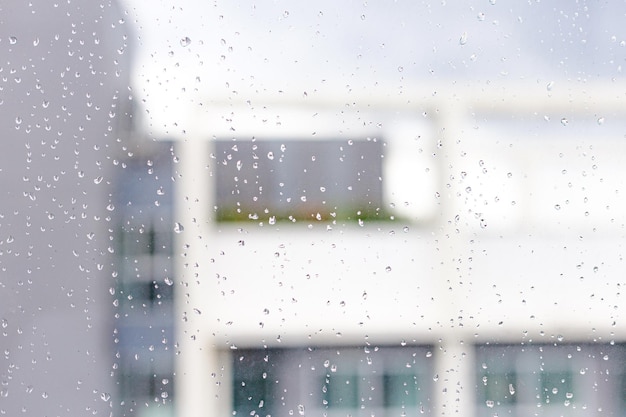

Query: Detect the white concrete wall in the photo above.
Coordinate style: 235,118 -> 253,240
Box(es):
173,82 -> 626,417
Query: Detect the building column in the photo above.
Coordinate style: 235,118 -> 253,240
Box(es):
174,136 -> 224,417
430,100 -> 477,417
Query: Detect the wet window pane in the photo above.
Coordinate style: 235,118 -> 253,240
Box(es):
5,1 -> 626,417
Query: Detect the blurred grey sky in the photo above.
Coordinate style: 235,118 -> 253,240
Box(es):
121,0 -> 626,134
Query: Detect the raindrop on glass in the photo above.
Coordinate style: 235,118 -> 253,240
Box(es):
459,32 -> 468,45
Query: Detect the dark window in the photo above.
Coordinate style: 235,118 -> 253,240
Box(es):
233,350 -> 280,416
214,139 -> 386,222
541,370 -> 573,405
322,373 -> 359,409
384,373 -> 420,407
231,346 -> 433,416
479,371 -> 517,406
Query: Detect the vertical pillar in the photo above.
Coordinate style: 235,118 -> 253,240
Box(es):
430,99 -> 476,417
433,338 -> 476,417
173,135 -> 223,417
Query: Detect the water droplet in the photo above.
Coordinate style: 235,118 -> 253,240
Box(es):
9,36 -> 17,45
174,222 -> 184,233
385,266 -> 392,272
459,32 -> 468,45
547,81 -> 554,91
180,36 -> 191,47
597,117 -> 605,125
560,118 -> 568,126
267,151 -> 274,160
298,404 -> 305,415
100,392 -> 110,401
94,176 -> 103,184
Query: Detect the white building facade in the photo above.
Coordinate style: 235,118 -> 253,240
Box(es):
113,2 -> 626,416
171,82 -> 626,417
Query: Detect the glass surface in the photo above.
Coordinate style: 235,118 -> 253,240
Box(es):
3,2 -> 626,417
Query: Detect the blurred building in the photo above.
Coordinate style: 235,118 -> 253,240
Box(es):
169,83 -> 626,417
112,140 -> 177,417
0,1 -> 132,416
106,2 -> 626,417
